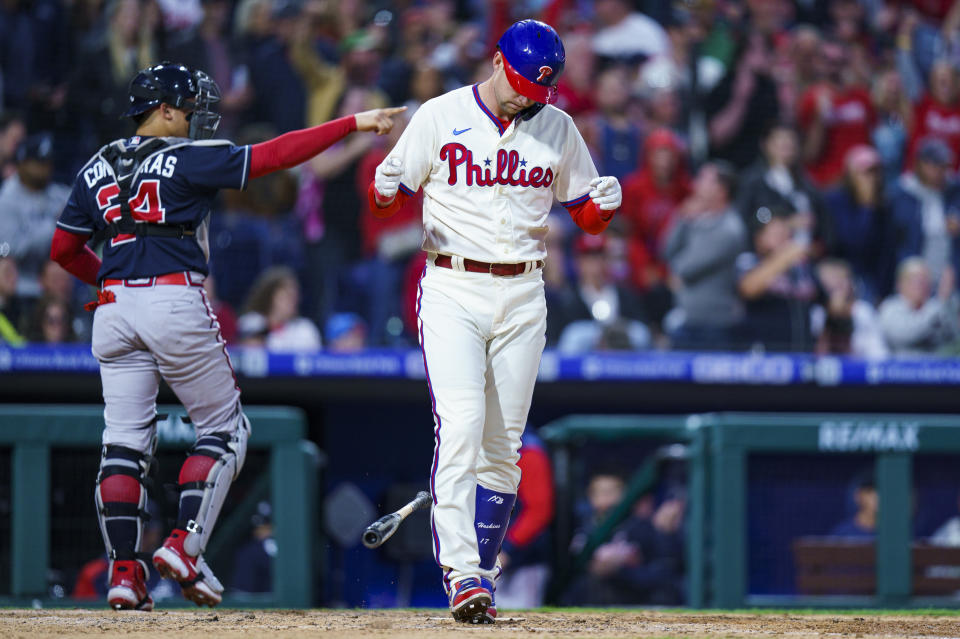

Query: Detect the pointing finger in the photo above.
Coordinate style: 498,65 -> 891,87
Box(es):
383,106 -> 408,116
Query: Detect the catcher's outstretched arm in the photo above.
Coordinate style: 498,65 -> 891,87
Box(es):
249,116 -> 357,180
249,107 -> 406,180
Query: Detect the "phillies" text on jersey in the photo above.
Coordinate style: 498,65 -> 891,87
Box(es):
440,143 -> 554,188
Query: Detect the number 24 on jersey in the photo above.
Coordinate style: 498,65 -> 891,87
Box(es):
95,180 -> 166,246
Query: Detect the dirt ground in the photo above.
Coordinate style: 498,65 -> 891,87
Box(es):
2,609 -> 959,639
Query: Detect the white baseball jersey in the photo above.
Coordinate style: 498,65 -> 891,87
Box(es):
388,84 -> 599,263
381,83 -> 607,597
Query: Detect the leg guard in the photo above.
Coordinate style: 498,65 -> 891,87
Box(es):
95,441 -> 155,561
178,415 -> 249,556
95,440 -> 157,610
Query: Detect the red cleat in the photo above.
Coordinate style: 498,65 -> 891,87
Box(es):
107,559 -> 153,611
152,529 -> 224,607
449,577 -> 492,623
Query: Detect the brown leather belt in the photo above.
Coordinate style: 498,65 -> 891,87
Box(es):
434,254 -> 543,276
101,271 -> 203,288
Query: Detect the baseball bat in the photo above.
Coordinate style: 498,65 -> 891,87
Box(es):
362,490 -> 432,549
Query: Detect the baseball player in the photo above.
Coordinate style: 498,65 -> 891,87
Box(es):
368,21 -> 621,623
50,61 -> 403,611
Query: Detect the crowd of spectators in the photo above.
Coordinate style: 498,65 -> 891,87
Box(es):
4,0 -> 960,357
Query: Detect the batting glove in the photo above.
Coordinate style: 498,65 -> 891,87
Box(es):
590,176 -> 622,211
375,156 -> 404,201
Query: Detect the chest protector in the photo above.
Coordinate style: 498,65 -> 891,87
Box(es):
91,138 -> 197,246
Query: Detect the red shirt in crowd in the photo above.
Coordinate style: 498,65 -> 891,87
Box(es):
909,94 -> 960,170
619,130 -> 691,291
72,557 -> 109,599
555,81 -> 596,117
356,148 -> 423,258
504,437 -> 554,551
798,85 -> 876,186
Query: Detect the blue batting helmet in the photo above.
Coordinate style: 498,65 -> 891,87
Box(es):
497,20 -> 565,106
124,61 -> 222,139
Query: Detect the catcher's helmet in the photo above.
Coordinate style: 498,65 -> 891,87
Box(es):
497,20 -> 565,107
124,61 -> 222,140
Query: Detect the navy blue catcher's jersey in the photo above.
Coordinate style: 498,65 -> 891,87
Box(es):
57,136 -> 251,281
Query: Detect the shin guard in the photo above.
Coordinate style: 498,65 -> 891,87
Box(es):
177,416 -> 249,556
95,444 -> 154,558
95,442 -> 156,592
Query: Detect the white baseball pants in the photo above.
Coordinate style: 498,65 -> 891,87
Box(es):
417,259 -> 546,588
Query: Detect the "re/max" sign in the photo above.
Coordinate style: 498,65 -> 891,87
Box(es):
818,421 -> 920,452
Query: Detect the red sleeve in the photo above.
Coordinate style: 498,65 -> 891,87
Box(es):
249,115 -> 357,180
50,227 -> 100,286
505,445 -> 554,548
566,199 -> 614,234
367,181 -> 413,219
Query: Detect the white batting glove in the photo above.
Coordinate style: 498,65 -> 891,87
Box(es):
375,156 -> 404,201
590,176 -> 622,211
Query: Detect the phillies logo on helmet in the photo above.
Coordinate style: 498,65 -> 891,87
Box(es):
537,66 -> 553,83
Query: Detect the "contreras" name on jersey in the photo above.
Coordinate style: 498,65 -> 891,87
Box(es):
83,154 -> 178,189
440,143 -> 554,188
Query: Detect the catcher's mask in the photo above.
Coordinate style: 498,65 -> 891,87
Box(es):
185,70 -> 222,140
